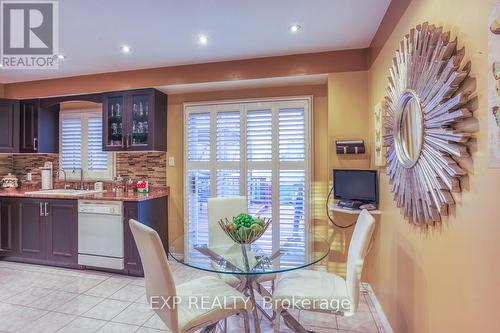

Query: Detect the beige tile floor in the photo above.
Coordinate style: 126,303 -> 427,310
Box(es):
0,260 -> 387,333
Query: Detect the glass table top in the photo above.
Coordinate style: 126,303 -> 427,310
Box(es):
169,227 -> 330,276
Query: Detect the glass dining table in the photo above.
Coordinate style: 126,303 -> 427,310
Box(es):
169,228 -> 331,333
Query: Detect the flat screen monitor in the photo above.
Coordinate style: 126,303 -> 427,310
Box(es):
333,169 -> 378,204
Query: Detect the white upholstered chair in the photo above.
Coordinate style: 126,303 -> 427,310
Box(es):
129,219 -> 250,333
272,209 -> 376,332
208,196 -> 276,290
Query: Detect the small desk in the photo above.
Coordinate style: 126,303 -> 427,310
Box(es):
328,204 -> 381,215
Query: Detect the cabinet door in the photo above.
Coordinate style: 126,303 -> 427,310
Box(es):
103,93 -> 126,151
0,99 -> 20,153
128,91 -> 152,150
19,199 -> 45,260
0,198 -> 19,255
20,100 -> 39,152
123,202 -> 144,276
46,200 -> 78,264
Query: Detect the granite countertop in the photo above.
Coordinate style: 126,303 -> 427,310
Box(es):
0,187 -> 169,202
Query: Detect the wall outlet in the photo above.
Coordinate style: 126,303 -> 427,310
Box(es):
168,157 -> 175,166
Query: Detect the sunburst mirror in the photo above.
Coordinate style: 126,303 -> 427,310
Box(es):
383,22 -> 474,225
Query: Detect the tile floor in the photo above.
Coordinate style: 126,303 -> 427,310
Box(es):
0,260 -> 388,333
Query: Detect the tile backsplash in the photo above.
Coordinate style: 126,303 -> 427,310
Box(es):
0,152 -> 167,188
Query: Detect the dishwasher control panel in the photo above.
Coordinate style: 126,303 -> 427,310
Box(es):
78,200 -> 123,216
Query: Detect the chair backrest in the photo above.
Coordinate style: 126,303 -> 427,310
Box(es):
208,196 -> 247,247
129,219 -> 180,332
345,209 -> 376,313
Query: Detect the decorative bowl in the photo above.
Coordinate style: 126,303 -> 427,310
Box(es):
218,214 -> 271,244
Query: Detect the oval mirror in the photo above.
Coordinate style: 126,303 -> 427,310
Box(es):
395,90 -> 423,168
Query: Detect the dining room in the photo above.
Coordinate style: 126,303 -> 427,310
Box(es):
1,0 -> 500,332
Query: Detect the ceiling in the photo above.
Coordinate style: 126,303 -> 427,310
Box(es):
0,0 -> 391,84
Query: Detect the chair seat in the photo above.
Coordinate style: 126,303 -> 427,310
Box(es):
176,276 -> 249,332
272,269 -> 352,313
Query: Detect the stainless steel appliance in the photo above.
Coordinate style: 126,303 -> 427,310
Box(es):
78,200 -> 124,270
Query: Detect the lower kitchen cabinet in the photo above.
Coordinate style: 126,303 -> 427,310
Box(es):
1,196 -> 168,276
0,198 -> 18,255
19,199 -> 45,260
45,199 -> 78,265
123,197 -> 168,277
0,198 -> 78,268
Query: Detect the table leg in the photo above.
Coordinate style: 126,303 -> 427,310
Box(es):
247,278 -> 261,333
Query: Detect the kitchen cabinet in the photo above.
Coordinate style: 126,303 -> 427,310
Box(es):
18,199 -> 45,260
0,198 -> 18,256
11,198 -> 78,267
124,202 -> 142,276
103,88 -> 167,152
0,99 -> 20,153
20,99 -> 59,153
123,197 -> 168,277
45,199 -> 78,264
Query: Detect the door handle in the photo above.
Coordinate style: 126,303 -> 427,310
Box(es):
33,138 -> 38,151
39,202 -> 44,216
44,202 -> 48,216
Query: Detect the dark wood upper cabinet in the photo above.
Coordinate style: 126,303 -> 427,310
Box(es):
103,88 -> 167,152
20,99 -> 59,153
0,99 -> 20,153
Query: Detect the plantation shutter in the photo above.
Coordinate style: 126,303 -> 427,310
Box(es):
185,99 -> 310,267
87,116 -> 108,171
61,117 -> 82,170
60,110 -> 114,180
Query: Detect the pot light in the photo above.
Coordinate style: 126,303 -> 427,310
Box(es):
289,24 -> 301,33
0,63 -> 3,68
120,45 -> 132,53
56,54 -> 66,60
198,35 -> 208,45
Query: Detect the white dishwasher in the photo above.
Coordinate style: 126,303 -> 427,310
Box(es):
78,200 -> 124,270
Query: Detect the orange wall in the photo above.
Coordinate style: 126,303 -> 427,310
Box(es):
366,0 -> 500,332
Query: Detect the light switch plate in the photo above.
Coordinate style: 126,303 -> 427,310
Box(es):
168,157 -> 175,166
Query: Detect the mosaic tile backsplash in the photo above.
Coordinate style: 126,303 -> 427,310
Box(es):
0,152 -> 167,188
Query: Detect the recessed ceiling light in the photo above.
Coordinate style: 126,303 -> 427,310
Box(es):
0,63 -> 3,68
56,54 -> 66,60
198,35 -> 208,45
120,45 -> 132,53
289,24 -> 301,33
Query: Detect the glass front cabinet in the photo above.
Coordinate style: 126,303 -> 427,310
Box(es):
102,89 -> 167,151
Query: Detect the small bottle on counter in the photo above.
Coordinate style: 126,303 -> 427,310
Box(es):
126,178 -> 135,194
137,177 -> 149,194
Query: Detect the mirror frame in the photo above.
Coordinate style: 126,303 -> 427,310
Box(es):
382,23 -> 474,225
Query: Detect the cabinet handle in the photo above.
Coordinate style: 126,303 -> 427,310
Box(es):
127,134 -> 131,148
33,138 -> 38,151
121,135 -> 125,148
39,202 -> 44,216
44,202 -> 48,216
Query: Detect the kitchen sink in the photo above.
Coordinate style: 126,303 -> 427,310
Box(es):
25,189 -> 105,196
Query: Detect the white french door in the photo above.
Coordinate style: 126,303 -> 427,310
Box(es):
184,97 -> 311,266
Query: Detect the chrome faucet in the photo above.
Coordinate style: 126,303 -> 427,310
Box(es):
58,169 -> 69,189
71,168 -> 84,190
